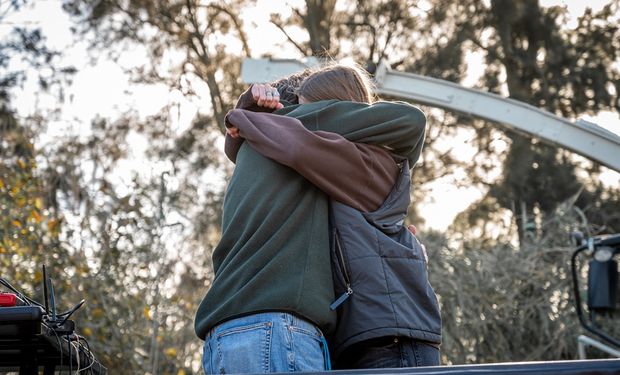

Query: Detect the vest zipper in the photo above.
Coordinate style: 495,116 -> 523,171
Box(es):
330,230 -> 353,310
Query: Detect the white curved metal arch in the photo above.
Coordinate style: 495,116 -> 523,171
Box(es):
374,63 -> 620,173
241,58 -> 620,172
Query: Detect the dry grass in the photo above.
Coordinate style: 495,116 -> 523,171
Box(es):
425,205 -> 620,364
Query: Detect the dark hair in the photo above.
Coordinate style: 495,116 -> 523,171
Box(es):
272,70 -> 314,105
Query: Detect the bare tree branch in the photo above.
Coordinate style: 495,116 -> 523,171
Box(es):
206,4 -> 252,57
270,17 -> 309,55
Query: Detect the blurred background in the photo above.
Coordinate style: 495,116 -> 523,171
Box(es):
1,0 -> 620,373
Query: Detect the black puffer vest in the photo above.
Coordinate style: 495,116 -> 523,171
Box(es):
328,159 -> 441,357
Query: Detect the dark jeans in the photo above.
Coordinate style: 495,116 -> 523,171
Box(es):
335,336 -> 440,369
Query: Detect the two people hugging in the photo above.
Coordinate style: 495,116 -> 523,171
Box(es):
194,63 -> 441,373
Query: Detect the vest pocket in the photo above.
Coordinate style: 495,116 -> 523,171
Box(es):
376,227 -> 424,260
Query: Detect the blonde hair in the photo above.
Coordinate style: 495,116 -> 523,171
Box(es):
297,63 -> 375,104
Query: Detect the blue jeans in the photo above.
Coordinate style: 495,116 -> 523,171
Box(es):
335,336 -> 440,369
202,312 -> 329,374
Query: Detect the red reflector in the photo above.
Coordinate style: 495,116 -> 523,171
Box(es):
0,293 -> 17,307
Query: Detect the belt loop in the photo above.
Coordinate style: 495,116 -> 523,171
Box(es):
290,313 -> 297,326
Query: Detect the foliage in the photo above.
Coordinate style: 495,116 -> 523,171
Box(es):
62,0 -> 252,128
31,112 -> 218,373
0,108 -> 73,300
0,0 -> 77,320
2,0 -> 217,372
0,1 -> 76,105
427,200 -> 620,363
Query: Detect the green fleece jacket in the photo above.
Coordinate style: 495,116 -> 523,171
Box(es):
194,99 -> 425,339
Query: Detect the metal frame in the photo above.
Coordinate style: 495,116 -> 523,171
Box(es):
578,335 -> 620,359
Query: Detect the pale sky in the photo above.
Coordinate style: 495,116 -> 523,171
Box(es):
4,0 -> 620,230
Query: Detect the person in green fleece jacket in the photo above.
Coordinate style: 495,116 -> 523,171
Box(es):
195,64 -> 426,374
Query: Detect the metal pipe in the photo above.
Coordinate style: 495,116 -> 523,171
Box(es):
577,335 -> 620,359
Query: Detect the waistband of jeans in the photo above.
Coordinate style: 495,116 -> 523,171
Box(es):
207,311 -> 323,338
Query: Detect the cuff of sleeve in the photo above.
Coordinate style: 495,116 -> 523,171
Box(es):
225,109 -> 243,129
235,86 -> 256,109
